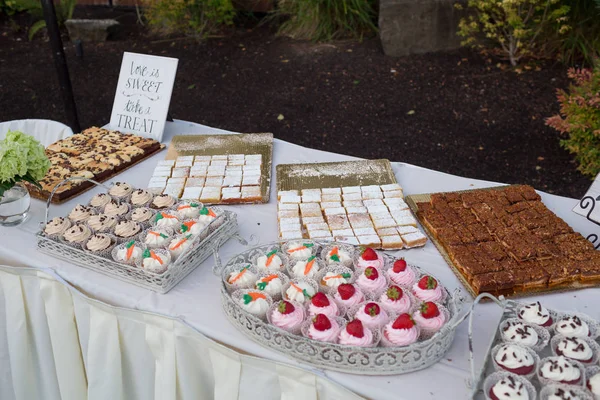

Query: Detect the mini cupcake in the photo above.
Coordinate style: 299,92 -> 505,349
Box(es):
255,273 -> 287,299
130,207 -> 155,225
168,234 -> 194,260
130,189 -> 153,208
355,247 -> 385,270
235,290 -> 272,319
587,368 -> 600,398
387,258 -> 417,287
68,204 -> 96,223
154,211 -> 181,230
540,385 -> 593,400
255,249 -> 285,272
382,313 -> 420,347
179,220 -> 206,236
89,192 -> 112,208
175,202 -> 202,219
283,241 -> 316,261
492,343 -> 538,377
552,336 -> 597,364
150,193 -> 176,210
537,356 -> 583,386
141,228 -> 172,248
138,248 -> 170,274
338,319 -> 376,347
412,275 -> 445,303
84,233 -> 116,256
114,221 -> 142,242
109,182 -> 134,200
196,206 -> 218,226
303,314 -> 341,343
356,266 -> 388,295
354,302 -> 389,330
307,292 -> 340,317
103,201 -> 130,218
321,244 -> 354,267
283,279 -> 317,304
112,240 -> 144,265
269,300 -> 305,334
87,214 -> 118,233
483,372 -> 536,400
289,256 -> 321,279
500,319 -> 549,351
379,285 -> 413,314
319,268 -> 353,290
517,302 -> 553,327
44,217 -> 71,238
555,316 -> 593,338
413,301 -> 447,336
226,264 -> 258,290
63,224 -> 92,247
333,283 -> 365,308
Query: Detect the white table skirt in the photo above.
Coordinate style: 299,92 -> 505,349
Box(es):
1,119 -> 599,399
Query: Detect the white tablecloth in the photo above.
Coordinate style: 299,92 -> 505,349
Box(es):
1,120 -> 599,399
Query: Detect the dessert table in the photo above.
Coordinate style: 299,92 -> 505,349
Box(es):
1,119 -> 600,399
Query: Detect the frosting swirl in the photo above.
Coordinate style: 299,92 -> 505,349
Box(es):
556,337 -> 594,363
256,252 -> 283,272
308,294 -> 340,317
109,182 -> 133,197
144,230 -> 170,247
379,288 -> 412,314
114,221 -> 141,238
255,274 -> 283,297
227,265 -> 257,288
384,322 -> 419,346
412,281 -> 444,302
338,323 -> 374,347
176,203 -> 201,219
413,308 -> 446,333
285,282 -> 315,303
494,344 -> 535,373
63,224 -> 92,243
490,376 -> 529,400
547,388 -> 583,400
44,217 -> 71,236
90,193 -> 111,208
355,303 -> 389,329
588,372 -> 600,395
321,272 -> 351,289
356,251 -> 384,270
325,246 -> 352,266
131,189 -> 153,206
131,208 -> 154,223
86,234 -> 113,252
152,194 -> 176,209
334,285 -> 364,308
518,302 -> 552,327
540,356 -> 581,384
104,201 -> 129,217
87,214 -> 117,232
388,265 -> 417,286
502,321 -> 539,347
285,242 -> 314,260
356,268 -> 387,294
291,258 -> 320,279
115,241 -> 142,263
142,251 -> 168,273
155,212 -> 180,229
556,316 -> 590,338
271,302 -> 305,332
68,204 -> 95,223
308,318 -> 340,342
168,235 -> 193,258
239,292 -> 269,316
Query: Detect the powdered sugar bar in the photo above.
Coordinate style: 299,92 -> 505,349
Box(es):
146,154 -> 263,205
277,184 -> 427,250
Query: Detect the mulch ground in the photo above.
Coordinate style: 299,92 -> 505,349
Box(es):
0,7 -> 591,198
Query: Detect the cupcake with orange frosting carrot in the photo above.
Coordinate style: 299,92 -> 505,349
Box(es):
321,244 -> 355,267
282,241 -> 316,261
153,211 -> 181,230
140,227 -> 172,249
288,255 -> 322,279
234,289 -> 272,318
112,240 -> 144,265
225,264 -> 258,290
175,201 -> 202,219
254,248 -> 286,273
168,234 -> 194,260
138,248 -> 170,274
254,272 -> 287,298
179,220 -> 206,236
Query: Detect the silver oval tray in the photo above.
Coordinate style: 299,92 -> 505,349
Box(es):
218,241 -> 469,375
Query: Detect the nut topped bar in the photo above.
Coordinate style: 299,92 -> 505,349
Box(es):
30,127 -> 161,203
416,185 -> 600,297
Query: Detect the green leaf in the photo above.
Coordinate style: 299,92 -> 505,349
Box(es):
28,20 -> 47,41
187,84 -> 196,90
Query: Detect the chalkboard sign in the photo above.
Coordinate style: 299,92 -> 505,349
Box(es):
109,52 -> 179,141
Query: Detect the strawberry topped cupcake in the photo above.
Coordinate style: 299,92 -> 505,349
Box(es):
387,259 -> 417,287
355,247 -> 385,270
290,256 -> 320,279
176,202 -> 202,219
382,313 -> 420,347
412,275 -> 444,302
304,314 -> 340,343
154,211 -> 181,229
413,302 -> 446,335
308,292 -> 340,317
269,300 -> 305,334
379,285 -> 412,314
333,283 -> 365,308
517,302 -> 553,327
284,241 -> 315,261
356,267 -> 388,295
322,245 -> 354,267
227,265 -> 258,290
256,249 -> 284,272
354,302 -> 389,329
338,319 -> 375,347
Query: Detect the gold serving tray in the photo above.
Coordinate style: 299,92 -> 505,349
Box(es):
165,133 -> 273,204
276,159 -> 397,191
406,187 -> 600,299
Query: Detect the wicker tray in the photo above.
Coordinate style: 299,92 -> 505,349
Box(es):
36,178 -> 241,294
217,241 -> 470,375
405,187 -> 600,299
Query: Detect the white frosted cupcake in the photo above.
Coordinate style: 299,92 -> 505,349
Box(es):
130,189 -> 153,208
254,272 -> 288,299
254,249 -> 287,273
130,207 -> 155,225
225,264 -> 259,291
288,256 -> 322,279
179,219 -> 207,236
87,214 -> 118,233
175,201 -> 203,219
150,193 -> 177,210
321,244 -> 355,267
153,211 -> 181,230
89,192 -> 112,208
282,241 -> 316,261
233,289 -> 273,320
84,233 -> 117,257
140,227 -> 172,249
167,234 -> 195,260
109,182 -> 134,200
62,224 -> 93,248
103,201 -> 130,218
111,240 -> 145,265
113,220 -> 142,243
483,372 -> 536,400
282,279 -> 318,304
68,204 -> 96,223
137,248 -> 171,274
44,217 -> 71,238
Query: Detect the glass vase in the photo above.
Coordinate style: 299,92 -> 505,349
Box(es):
0,183 -> 31,226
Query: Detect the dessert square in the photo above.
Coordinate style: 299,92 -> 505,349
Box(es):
335,236 -> 359,245
327,214 -> 351,230
221,187 -> 242,203
361,185 -> 381,193
194,155 -> 211,163
280,230 -> 304,240
366,205 -> 388,214
223,175 -> 242,187
171,167 -> 190,178
363,199 -> 385,207
152,167 -> 172,177
185,178 -> 205,188
245,154 -> 262,162
322,187 -> 341,195
308,230 -> 332,239
163,184 -> 184,198
324,207 -> 346,216
157,160 -> 175,167
242,174 -> 261,186
357,235 -> 381,247
342,193 -> 362,201
278,209 -> 299,219
302,194 -> 322,203
385,198 -> 409,210
278,190 -> 299,198
302,216 -> 325,225
402,231 -> 428,248
279,203 -> 299,211
373,218 -> 397,229
190,166 -> 208,177
167,177 -> 186,185
193,161 -> 210,168
181,187 -> 202,200
210,160 -> 228,167
321,202 -> 342,209
342,186 -> 361,194
345,207 -> 368,215
381,235 -> 404,250
176,156 -> 194,162
381,183 -> 402,192
226,165 -> 242,173
207,166 -> 226,176
397,225 -> 419,235
377,227 -> 398,236
205,176 -> 224,187
280,194 -> 301,204
354,227 -> 377,236
243,165 -> 261,173
321,194 -> 341,203
343,201 -> 364,208
300,203 -> 322,217
306,222 -> 330,231
200,187 -> 221,203
228,154 -> 245,161
148,176 -> 168,186
362,191 -> 383,200
279,220 -> 302,232
301,189 -> 321,196
175,160 -> 193,168
332,228 -> 354,237
241,186 -> 262,202
349,214 -> 373,229
148,178 -> 167,191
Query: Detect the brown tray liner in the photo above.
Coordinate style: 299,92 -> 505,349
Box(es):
405,186 -> 600,299
28,144 -> 164,205
165,133 -> 273,204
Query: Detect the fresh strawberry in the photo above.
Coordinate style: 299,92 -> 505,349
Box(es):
278,301 -> 295,315
311,292 -> 330,307
313,314 -> 332,331
386,285 -> 403,301
364,302 -> 380,317
337,283 -> 356,300
362,247 -> 378,261
392,313 -> 415,330
393,259 -> 407,273
364,267 -> 379,281
346,319 -> 365,338
420,301 -> 440,319
418,275 -> 438,290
